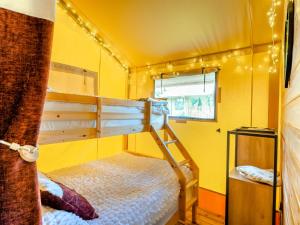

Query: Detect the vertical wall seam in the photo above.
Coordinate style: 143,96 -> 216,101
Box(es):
248,0 -> 255,127
97,46 -> 102,159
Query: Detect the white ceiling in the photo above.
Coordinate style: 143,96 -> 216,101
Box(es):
71,0 -> 283,67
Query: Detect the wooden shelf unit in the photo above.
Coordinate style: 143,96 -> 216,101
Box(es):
225,128 -> 278,225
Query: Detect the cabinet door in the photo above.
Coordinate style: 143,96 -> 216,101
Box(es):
228,178 -> 273,225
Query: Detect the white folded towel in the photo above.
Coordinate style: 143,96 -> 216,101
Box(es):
236,165 -> 280,186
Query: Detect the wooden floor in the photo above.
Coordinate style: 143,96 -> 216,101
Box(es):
185,208 -> 225,225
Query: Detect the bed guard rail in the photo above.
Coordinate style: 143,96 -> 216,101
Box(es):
39,92 -> 168,144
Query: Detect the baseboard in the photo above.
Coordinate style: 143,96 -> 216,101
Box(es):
198,187 -> 226,217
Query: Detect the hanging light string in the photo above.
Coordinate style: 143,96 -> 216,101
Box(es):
57,0 -> 280,75
267,0 -> 281,73
248,0 -> 254,127
57,0 -> 130,72
139,0 -> 282,76
140,42 -> 280,76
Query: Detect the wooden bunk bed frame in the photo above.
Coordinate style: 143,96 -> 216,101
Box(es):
39,92 -> 199,225
40,91 -> 199,225
38,62 -> 199,225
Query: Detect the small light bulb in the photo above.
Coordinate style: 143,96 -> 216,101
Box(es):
233,51 -> 239,56
222,55 -> 228,63
235,65 -> 242,73
167,63 -> 173,71
264,57 -> 270,63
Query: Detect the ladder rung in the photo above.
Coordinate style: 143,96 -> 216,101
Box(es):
186,197 -> 197,210
164,139 -> 177,145
186,179 -> 198,189
178,159 -> 190,166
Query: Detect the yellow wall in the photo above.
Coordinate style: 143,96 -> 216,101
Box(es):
36,6 -> 275,195
37,6 -> 128,172
128,52 -> 272,194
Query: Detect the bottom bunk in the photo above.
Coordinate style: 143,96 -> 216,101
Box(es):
41,152 -> 193,225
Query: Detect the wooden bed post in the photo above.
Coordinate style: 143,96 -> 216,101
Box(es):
145,101 -> 152,131
164,112 -> 169,144
97,98 -> 102,138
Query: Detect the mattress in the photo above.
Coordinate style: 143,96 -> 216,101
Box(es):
42,153 -> 191,225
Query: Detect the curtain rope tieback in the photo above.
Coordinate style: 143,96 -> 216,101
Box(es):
0,140 -> 39,162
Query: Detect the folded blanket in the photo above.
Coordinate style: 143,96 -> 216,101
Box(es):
138,98 -> 169,115
236,165 -> 280,186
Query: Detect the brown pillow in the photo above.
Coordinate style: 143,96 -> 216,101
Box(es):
40,181 -> 98,220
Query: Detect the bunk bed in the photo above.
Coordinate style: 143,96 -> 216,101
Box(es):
39,91 -> 199,225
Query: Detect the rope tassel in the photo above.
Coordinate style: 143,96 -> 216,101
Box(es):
0,140 -> 39,162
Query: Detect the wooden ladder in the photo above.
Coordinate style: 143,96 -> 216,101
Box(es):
150,123 -> 199,224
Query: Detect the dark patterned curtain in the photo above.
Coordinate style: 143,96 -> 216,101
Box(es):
0,8 -> 53,225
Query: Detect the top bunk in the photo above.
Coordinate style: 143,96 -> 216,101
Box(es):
39,92 -> 168,144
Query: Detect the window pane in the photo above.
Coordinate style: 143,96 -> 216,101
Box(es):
154,72 -> 216,120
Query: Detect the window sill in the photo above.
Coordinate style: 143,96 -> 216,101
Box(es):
169,116 -> 218,123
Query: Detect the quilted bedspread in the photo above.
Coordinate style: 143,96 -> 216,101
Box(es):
42,153 -> 189,225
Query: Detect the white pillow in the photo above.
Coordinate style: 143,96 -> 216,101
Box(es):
42,206 -> 88,225
38,172 -> 63,198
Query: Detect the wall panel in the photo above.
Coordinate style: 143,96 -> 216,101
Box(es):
129,52 -> 273,194
282,0 -> 300,224
38,6 -> 127,172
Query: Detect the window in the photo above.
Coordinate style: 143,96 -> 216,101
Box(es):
154,72 -> 217,120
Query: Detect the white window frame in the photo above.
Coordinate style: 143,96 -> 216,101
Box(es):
153,72 -> 218,122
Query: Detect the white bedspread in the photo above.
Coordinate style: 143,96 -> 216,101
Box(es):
42,153 -> 188,225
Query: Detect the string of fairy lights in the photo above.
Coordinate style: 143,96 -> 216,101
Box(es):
267,0 -> 282,73
58,0 -> 281,75
57,0 -> 130,72
139,0 -> 281,76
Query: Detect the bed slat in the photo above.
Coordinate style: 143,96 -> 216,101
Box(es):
102,97 -> 145,107
39,128 -> 97,144
42,111 -> 97,121
101,112 -> 144,120
46,92 -> 97,104
100,125 -> 145,137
